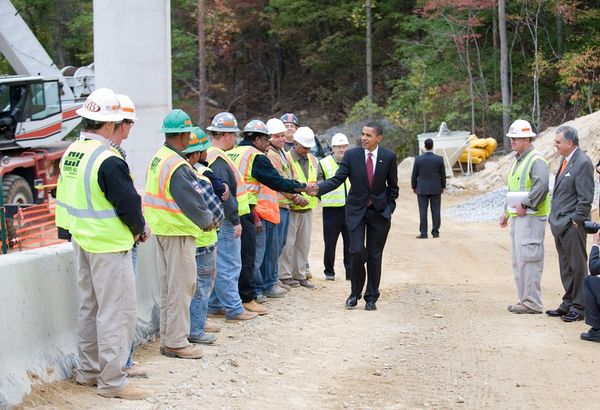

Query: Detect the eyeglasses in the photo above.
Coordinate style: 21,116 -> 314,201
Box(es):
123,120 -> 135,126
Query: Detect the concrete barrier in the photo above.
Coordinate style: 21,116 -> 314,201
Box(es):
0,239 -> 160,407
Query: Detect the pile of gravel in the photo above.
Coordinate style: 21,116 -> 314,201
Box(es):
444,188 -> 507,222
445,182 -> 600,223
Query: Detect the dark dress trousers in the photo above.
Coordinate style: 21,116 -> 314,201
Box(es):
411,151 -> 446,236
585,245 -> 600,328
318,146 -> 399,302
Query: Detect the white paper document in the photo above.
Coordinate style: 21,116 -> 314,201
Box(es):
506,191 -> 535,214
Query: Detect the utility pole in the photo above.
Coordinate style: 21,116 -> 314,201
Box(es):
366,0 -> 373,102
198,0 -> 206,127
498,0 -> 510,151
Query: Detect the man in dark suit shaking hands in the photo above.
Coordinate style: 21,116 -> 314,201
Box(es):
411,138 -> 446,239
311,121 -> 399,311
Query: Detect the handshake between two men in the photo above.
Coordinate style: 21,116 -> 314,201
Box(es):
296,182 -> 319,197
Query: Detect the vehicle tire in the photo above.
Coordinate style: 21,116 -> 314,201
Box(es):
2,174 -> 33,245
2,174 -> 33,205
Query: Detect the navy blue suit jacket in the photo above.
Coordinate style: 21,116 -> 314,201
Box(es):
318,146 -> 399,231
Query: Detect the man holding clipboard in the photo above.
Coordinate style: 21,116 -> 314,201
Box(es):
499,119 -> 550,314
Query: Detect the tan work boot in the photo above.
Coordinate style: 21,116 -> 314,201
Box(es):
163,344 -> 204,359
243,300 -> 269,315
125,363 -> 148,378
226,309 -> 258,322
204,321 -> 222,333
207,310 -> 226,318
98,384 -> 148,400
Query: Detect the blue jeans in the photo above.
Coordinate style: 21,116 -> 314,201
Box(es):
260,220 -> 279,291
276,208 -> 290,257
254,220 -> 267,296
208,220 -> 244,319
190,246 -> 217,338
125,245 -> 138,369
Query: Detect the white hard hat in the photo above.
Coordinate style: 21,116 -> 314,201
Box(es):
506,119 -> 536,138
293,126 -> 316,148
116,94 -> 137,121
331,133 -> 349,146
266,118 -> 286,135
76,88 -> 124,122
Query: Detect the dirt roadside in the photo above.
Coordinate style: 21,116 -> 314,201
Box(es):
18,180 -> 600,409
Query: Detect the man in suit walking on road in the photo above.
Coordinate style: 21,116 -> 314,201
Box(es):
411,138 -> 446,239
312,121 -> 399,311
547,125 -> 594,323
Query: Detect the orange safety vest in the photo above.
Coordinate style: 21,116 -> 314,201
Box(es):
255,184 -> 280,224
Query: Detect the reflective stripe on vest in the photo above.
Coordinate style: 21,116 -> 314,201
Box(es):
144,145 -> 203,236
507,149 -> 550,217
227,145 -> 262,205
206,146 -> 250,216
319,155 -> 350,207
255,184 -> 280,224
55,138 -> 134,252
289,152 -> 318,210
193,163 -> 218,248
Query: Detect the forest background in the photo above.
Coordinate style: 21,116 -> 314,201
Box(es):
1,0 -> 599,159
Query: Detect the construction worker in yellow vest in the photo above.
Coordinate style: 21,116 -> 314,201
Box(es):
318,133 -> 352,281
181,128 -> 225,346
205,112 -> 258,322
144,109 -> 216,360
228,119 -> 310,311
279,126 -> 319,289
55,88 -> 148,400
500,119 -> 550,315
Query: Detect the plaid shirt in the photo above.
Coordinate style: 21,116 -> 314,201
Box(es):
197,178 -> 224,228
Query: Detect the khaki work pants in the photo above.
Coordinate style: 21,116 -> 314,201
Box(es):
510,215 -> 546,312
279,209 -> 313,281
155,235 -> 197,348
73,240 -> 136,395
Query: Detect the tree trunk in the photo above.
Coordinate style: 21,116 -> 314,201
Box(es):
499,0 -> 510,151
556,10 -> 563,58
197,0 -> 206,127
366,0 -> 373,102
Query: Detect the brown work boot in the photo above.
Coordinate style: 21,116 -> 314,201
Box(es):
163,344 -> 204,359
226,309 -> 258,322
278,281 -> 292,291
298,279 -> 316,289
207,310 -> 226,318
98,384 -> 148,400
280,278 -> 299,288
242,300 -> 269,315
204,321 -> 222,333
125,363 -> 148,378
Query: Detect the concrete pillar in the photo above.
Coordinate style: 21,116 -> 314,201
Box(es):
93,0 -> 171,188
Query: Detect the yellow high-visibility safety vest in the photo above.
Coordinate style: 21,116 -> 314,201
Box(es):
55,138 -> 134,253
144,145 -> 204,237
289,152 -> 318,210
507,149 -> 550,217
206,146 -> 250,216
227,145 -> 263,206
319,155 -> 350,207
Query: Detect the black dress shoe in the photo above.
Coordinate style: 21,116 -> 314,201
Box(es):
365,301 -> 377,311
345,295 -> 358,309
545,307 -> 568,317
432,233 -> 439,238
561,311 -> 584,322
416,234 -> 428,239
580,328 -> 600,342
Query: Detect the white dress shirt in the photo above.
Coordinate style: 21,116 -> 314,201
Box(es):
364,146 -> 379,175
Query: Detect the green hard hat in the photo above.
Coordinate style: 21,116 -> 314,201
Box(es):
160,109 -> 195,133
182,127 -> 211,154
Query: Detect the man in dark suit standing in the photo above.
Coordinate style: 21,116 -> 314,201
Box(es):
411,138 -> 446,239
311,121 -> 399,311
547,125 -> 594,322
